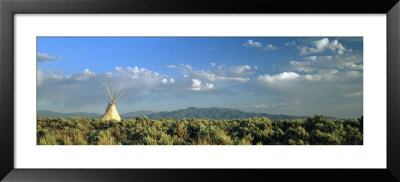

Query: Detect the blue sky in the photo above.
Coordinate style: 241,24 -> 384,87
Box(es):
37,37 -> 363,118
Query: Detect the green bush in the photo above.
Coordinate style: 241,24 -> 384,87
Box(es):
37,115 -> 363,145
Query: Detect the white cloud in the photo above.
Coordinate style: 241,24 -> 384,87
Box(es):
191,79 -> 202,90
304,55 -> 319,61
115,66 -> 166,81
257,68 -> 361,86
262,44 -> 278,51
299,38 -> 349,55
330,40 -> 346,54
243,40 -> 277,51
341,62 -> 363,70
284,40 -> 296,46
172,64 -> 192,71
115,66 -> 123,72
284,54 -> 362,73
166,63 -> 251,83
215,76 -> 250,82
48,70 -> 64,80
289,60 -> 313,72
37,53 -> 58,62
253,68 -> 362,118
229,65 -> 251,76
210,62 -> 216,67
190,79 -> 214,91
191,70 -> 250,82
185,64 -> 193,70
243,40 -> 263,48
37,66 -> 180,112
84,69 -> 94,74
258,72 -> 300,83
254,66 -> 258,70
204,83 -> 214,89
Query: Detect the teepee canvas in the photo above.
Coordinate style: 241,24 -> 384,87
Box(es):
101,82 -> 124,121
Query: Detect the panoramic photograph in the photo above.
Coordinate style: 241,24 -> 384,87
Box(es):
36,37 -> 363,145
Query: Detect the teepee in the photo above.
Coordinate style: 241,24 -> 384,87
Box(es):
101,81 -> 124,121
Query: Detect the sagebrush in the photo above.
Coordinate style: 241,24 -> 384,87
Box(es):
37,115 -> 363,145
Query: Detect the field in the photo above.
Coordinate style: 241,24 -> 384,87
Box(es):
37,115 -> 363,145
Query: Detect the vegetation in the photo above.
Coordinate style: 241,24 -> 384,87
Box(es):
37,115 -> 363,145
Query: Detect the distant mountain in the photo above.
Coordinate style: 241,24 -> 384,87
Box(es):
38,107 -> 334,120
120,110 -> 158,118
145,107 -> 312,120
37,110 -> 102,118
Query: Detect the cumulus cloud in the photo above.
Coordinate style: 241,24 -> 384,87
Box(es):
243,40 -> 263,48
190,79 -> 214,91
73,69 -> 96,81
191,79 -> 202,90
38,63 -> 233,113
288,60 -> 314,72
37,53 -> 59,62
258,72 -> 301,83
37,66 -> 176,112
253,67 -> 362,118
243,40 -> 277,51
204,83 -> 214,89
167,63 -> 251,83
258,69 -> 361,85
299,38 -> 348,55
256,69 -> 362,100
284,54 -> 362,73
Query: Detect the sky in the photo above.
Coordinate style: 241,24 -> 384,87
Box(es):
37,37 -> 363,118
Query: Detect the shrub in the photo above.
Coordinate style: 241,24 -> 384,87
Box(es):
37,115 -> 363,145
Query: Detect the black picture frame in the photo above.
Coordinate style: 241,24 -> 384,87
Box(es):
1,0 -> 399,181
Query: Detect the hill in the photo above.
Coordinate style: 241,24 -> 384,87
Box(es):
145,107 -> 311,120
38,107 -> 333,120
120,110 -> 158,118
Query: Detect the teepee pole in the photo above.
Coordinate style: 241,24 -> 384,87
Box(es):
115,87 -> 121,100
111,83 -> 114,104
115,88 -> 125,103
104,82 -> 113,103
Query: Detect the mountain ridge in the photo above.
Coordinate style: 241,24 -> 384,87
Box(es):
37,107 -> 335,120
